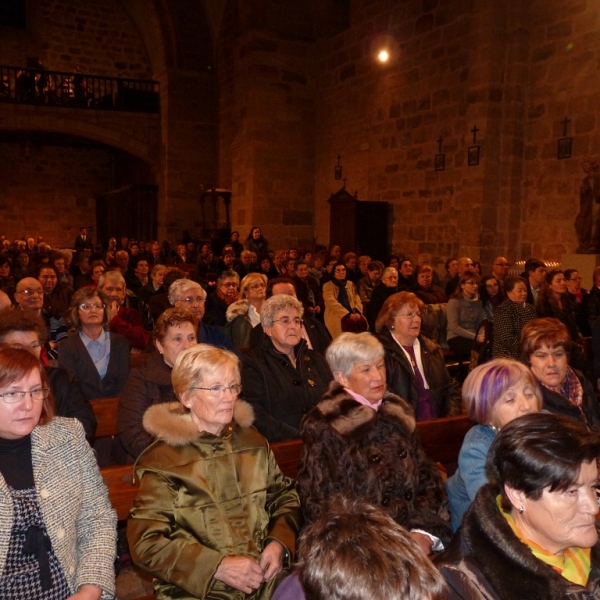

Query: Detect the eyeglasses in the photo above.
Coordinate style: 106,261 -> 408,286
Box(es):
221,282 -> 238,288
0,388 -> 49,403
181,296 -> 205,305
79,303 -> 105,311
18,288 -> 43,296
248,283 -> 266,291
191,384 -> 242,398
397,311 -> 422,320
273,317 -> 303,327
463,281 -> 478,286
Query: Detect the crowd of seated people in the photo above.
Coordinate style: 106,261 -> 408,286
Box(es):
3,229 -> 600,597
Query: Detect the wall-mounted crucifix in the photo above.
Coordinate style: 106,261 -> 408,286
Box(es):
468,124 -> 480,166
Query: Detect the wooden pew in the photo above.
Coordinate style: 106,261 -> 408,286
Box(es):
270,414 -> 475,480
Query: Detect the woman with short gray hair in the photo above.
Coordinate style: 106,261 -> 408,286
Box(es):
298,331 -> 453,556
240,294 -> 332,442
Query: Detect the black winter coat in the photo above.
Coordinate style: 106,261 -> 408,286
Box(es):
113,350 -> 176,464
240,337 -> 332,442
540,370 -> 600,432
377,328 -> 462,419
298,382 -> 453,545
437,483 -> 600,599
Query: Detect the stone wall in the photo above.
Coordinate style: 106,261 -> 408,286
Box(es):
0,0 -> 152,79
0,142 -> 113,247
311,0 -> 528,269
520,0 -> 600,259
218,26 -> 318,251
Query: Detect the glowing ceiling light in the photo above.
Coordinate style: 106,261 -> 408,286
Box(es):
378,50 -> 389,62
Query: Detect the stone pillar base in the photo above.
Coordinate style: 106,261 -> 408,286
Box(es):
560,254 -> 600,290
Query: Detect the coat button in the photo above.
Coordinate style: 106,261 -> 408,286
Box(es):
40,489 -> 50,499
69,566 -> 75,576
57,528 -> 65,540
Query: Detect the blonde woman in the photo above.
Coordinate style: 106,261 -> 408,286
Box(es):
225,272 -> 268,347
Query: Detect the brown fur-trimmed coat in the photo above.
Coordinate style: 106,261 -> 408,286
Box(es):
437,482 -> 600,599
297,382 -> 453,545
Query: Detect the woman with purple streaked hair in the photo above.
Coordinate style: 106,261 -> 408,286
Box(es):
446,359 -> 542,530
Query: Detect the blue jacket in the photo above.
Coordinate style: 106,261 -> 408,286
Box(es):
446,424 -> 495,531
198,322 -> 239,355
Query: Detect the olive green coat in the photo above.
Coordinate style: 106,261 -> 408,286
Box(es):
128,400 -> 301,600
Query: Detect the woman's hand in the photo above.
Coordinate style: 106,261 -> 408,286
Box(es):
214,556 -> 264,594
67,585 -> 102,600
260,540 -> 284,581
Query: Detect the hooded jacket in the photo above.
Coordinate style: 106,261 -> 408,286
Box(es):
297,382 -> 453,546
437,483 -> 600,599
128,400 -> 301,600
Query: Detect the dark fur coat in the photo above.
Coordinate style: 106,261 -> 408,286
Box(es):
297,382 -> 453,545
437,483 -> 600,599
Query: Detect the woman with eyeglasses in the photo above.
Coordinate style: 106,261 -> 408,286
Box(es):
446,270 -> 485,379
113,306 -> 198,464
58,286 -> 130,400
241,294 -> 332,442
375,292 -> 461,421
0,345 -> 116,599
225,273 -> 268,348
128,343 -> 300,599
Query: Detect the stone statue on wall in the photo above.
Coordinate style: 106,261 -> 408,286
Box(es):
575,161 -> 600,253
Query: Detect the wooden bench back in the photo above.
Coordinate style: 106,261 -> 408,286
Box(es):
90,396 -> 119,438
99,409 -> 474,521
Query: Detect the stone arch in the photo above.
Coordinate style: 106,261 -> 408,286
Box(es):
0,112 -> 160,167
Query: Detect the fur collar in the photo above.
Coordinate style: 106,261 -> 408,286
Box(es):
316,381 -> 416,436
442,483 -> 600,599
226,299 -> 249,322
143,399 -> 254,446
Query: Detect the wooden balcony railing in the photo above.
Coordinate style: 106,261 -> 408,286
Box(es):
0,65 -> 159,113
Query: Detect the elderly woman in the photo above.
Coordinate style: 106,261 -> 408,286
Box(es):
128,344 -> 300,599
225,272 -> 267,347
492,276 -> 537,359
397,257 -> 416,291
322,262 -> 365,339
367,266 -> 399,330
298,332 -> 453,555
439,412 -> 600,599
520,317 -> 600,430
0,255 -> 15,300
0,345 -> 116,599
446,359 -> 542,530
113,307 -> 198,464
375,291 -> 461,420
13,250 -> 31,282
241,295 -> 331,442
58,286 -> 130,400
